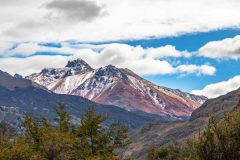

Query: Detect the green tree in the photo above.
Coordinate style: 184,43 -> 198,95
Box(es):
76,107 -> 130,159
22,115 -> 43,151
0,103 -> 130,160
76,107 -> 108,157
0,121 -> 34,160
147,143 -> 184,160
148,108 -> 240,160
108,121 -> 131,152
0,121 -> 16,140
54,102 -> 71,133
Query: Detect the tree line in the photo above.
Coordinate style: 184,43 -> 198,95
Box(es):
0,103 -> 130,160
1,99 -> 240,160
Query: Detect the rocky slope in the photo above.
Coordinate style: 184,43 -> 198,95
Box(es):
27,58 -> 207,119
121,87 -> 240,159
0,70 -> 166,129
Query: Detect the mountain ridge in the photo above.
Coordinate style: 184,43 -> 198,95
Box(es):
27,58 -> 207,119
121,87 -> 240,159
0,70 -> 168,129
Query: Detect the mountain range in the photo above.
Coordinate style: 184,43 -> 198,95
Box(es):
0,70 -> 166,129
1,58 -> 239,159
27,58 -> 207,119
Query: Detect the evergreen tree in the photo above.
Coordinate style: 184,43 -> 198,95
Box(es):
108,121 -> 131,152
22,115 -> 43,151
0,103 -> 130,160
147,109 -> 240,160
0,121 -> 16,140
76,107 -> 130,159
54,102 -> 71,133
76,107 -> 108,157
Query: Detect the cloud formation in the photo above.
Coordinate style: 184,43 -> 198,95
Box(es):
1,0 -> 240,45
0,0 -> 33,6
0,42 -> 216,77
199,35 -> 240,59
45,0 -> 106,22
176,64 -> 216,77
191,75 -> 240,98
146,45 -> 191,59
0,55 -> 69,76
6,42 -> 76,56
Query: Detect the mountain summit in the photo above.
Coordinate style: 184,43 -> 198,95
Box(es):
32,58 -> 93,79
27,59 -> 207,119
65,58 -> 93,71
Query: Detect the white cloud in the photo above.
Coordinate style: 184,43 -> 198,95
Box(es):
146,45 -> 191,59
129,59 -> 175,75
6,42 -> 77,56
191,75 -> 240,98
1,0 -> 240,46
199,35 -> 240,59
73,43 -> 215,75
176,64 -> 216,76
0,41 -> 12,53
45,0 -> 107,22
7,42 -> 190,58
57,43 -> 178,75
0,55 -> 69,76
0,42 -> 216,77
7,43 -> 45,56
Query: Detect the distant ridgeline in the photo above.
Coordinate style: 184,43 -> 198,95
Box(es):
121,87 -> 240,159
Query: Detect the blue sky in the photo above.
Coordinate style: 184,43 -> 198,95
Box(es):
130,29 -> 240,92
1,29 -> 240,99
36,29 -> 240,93
1,0 -> 240,98
2,28 -> 240,96
90,29 -> 240,50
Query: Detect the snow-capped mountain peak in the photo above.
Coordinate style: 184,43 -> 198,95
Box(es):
94,65 -> 129,81
65,58 -> 93,70
41,58 -> 93,78
27,59 -> 207,119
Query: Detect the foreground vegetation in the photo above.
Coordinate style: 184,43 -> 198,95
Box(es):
0,103 -> 130,160
148,100 -> 240,160
1,99 -> 240,160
